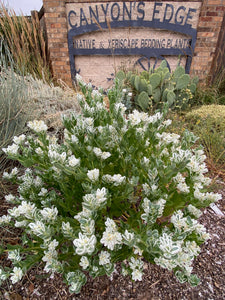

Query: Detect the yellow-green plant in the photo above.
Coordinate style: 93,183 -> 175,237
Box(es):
185,105 -> 225,168
0,3 -> 51,81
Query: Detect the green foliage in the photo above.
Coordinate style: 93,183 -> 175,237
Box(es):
0,41 -> 79,179
116,61 -> 198,113
0,75 -> 221,293
0,42 -> 32,160
185,105 -> 225,167
0,3 -> 51,81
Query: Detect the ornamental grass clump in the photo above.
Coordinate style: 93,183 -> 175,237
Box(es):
0,76 -> 222,293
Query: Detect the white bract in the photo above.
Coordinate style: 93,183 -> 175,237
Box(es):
2,143 -> 19,156
27,120 -> 48,132
0,74 -> 222,292
79,256 -> 89,269
87,169 -> 99,182
100,218 -> 122,250
99,251 -> 111,265
10,267 -> 23,284
73,233 -> 96,255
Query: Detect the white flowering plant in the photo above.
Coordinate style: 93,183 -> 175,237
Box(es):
0,76 -> 222,293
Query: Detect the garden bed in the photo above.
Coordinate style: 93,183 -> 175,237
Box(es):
0,181 -> 224,300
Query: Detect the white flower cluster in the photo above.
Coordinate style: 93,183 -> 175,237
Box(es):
128,110 -> 162,126
2,143 -> 19,156
0,268 -> 7,283
13,134 -> 26,145
8,201 -> 36,219
27,120 -> 48,133
73,232 -> 96,255
79,256 -> 89,269
8,249 -> 21,262
62,221 -> 74,238
170,210 -> 210,241
155,233 -> 202,277
194,188 -> 222,203
102,174 -> 126,186
156,132 -> 180,146
29,220 -> 51,239
40,207 -> 58,221
10,267 -> 23,284
129,257 -> 144,281
173,173 -> 190,194
5,194 -> 16,203
3,167 -> 18,180
42,239 -> 61,273
82,187 -> 107,211
93,147 -> 111,160
87,168 -> 99,182
99,250 -> 111,265
100,218 -> 122,250
67,155 -> 80,167
141,197 -> 166,223
0,215 -> 11,225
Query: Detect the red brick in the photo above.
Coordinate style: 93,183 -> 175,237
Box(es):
199,16 -> 213,22
208,0 -> 222,4
206,12 -> 218,16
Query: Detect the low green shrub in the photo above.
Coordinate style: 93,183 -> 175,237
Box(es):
0,68 -> 31,156
116,61 -> 198,113
193,86 -> 225,106
0,76 -> 221,293
185,105 -> 225,167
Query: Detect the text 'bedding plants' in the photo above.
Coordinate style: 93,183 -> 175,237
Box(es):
0,76 -> 222,293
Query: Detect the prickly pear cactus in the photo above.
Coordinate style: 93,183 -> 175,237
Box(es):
116,60 -> 198,113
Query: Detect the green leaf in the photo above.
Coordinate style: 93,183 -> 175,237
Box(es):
116,70 -> 125,81
152,87 -> 161,102
160,60 -> 168,69
176,74 -> 190,90
174,65 -> 185,79
167,90 -> 176,106
139,78 -> 149,93
134,75 -> 140,91
136,91 -> 150,111
188,274 -> 201,286
149,73 -> 161,89
147,84 -> 152,95
189,83 -> 196,94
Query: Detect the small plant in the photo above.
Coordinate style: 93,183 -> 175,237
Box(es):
0,76 -> 221,294
0,41 -> 31,157
185,105 -> 225,168
116,61 -> 198,113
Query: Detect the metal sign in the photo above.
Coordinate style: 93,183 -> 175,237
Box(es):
67,1 -> 200,83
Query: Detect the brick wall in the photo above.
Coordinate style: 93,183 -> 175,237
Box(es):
190,0 -> 225,81
42,0 -> 71,84
42,0 -> 225,86
209,8 -> 225,83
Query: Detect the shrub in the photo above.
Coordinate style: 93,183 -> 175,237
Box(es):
0,52 -> 32,157
0,76 -> 221,293
185,105 -> 225,167
116,61 -> 198,113
193,86 -> 225,106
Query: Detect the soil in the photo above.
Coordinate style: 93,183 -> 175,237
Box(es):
0,179 -> 224,300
